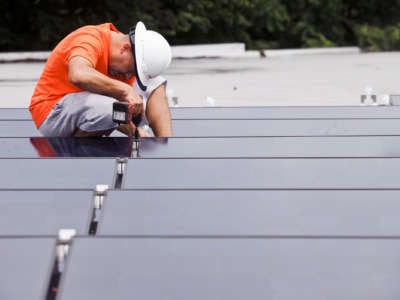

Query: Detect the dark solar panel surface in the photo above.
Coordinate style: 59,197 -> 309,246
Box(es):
58,237 -> 400,300
99,190 -> 400,236
125,158 -> 400,189
0,191 -> 92,235
4,106 -> 400,299
0,158 -> 115,189
0,137 -> 133,158
0,238 -> 55,300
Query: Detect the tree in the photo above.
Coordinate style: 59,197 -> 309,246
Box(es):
1,0 -> 399,51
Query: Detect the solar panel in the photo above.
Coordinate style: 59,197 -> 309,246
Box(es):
0,238 -> 55,300
124,158 -> 400,189
58,237 -> 400,300
5,104 -> 400,300
6,118 -> 400,137
0,138 -> 40,157
172,119 -> 400,137
0,137 -> 133,158
0,158 -> 115,189
0,108 -> 31,120
98,190 -> 400,236
170,106 -> 400,119
0,191 -> 92,235
4,106 -> 400,121
136,136 -> 400,158
5,136 -> 400,158
27,137 -> 133,157
0,120 -> 40,136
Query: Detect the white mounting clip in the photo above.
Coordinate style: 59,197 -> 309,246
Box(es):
56,228 -> 76,272
116,158 -> 128,175
389,95 -> 400,106
360,86 -> 377,105
94,184 -> 109,209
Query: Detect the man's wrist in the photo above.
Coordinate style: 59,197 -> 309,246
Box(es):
115,83 -> 130,102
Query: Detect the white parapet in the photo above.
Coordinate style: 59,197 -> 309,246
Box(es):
0,46 -> 361,62
0,51 -> 51,62
172,43 -> 246,58
264,47 -> 361,57
0,45 -> 247,61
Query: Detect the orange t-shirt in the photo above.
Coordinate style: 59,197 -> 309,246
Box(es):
29,23 -> 135,128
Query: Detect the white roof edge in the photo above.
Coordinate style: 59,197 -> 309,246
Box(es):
0,45 -> 361,62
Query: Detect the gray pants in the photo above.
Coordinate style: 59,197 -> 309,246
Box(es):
39,76 -> 166,137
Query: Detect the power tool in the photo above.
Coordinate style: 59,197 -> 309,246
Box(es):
112,102 -> 142,139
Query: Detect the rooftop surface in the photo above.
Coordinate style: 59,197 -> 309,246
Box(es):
0,50 -> 399,108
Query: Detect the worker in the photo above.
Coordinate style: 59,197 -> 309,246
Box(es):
29,21 -> 172,137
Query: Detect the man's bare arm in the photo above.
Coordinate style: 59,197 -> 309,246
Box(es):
68,56 -> 143,109
146,83 -> 172,137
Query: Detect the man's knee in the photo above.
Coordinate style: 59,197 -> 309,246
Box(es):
78,94 -> 117,132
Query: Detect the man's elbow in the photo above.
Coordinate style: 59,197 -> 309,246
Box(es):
68,70 -> 86,88
68,56 -> 93,88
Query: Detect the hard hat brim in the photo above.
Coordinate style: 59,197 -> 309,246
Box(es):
134,21 -> 149,91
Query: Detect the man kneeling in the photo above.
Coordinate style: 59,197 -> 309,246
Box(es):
29,21 -> 172,138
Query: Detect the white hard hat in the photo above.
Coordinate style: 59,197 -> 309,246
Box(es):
129,21 -> 172,91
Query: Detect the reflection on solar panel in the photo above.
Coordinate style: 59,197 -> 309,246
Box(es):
28,137 -> 133,157
58,237 -> 400,300
124,158 -> 400,189
0,238 -> 55,300
0,137 -> 134,158
99,190 -> 400,236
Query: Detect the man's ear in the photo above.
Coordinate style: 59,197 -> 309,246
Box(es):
121,43 -> 131,54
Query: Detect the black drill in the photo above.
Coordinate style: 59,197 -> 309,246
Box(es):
112,102 -> 142,139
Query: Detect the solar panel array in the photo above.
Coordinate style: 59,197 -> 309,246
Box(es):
2,106 -> 400,300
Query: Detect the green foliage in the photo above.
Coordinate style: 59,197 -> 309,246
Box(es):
356,25 -> 400,51
0,0 -> 399,51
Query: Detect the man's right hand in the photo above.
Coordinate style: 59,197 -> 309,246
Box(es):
121,86 -> 144,121
117,122 -> 150,137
